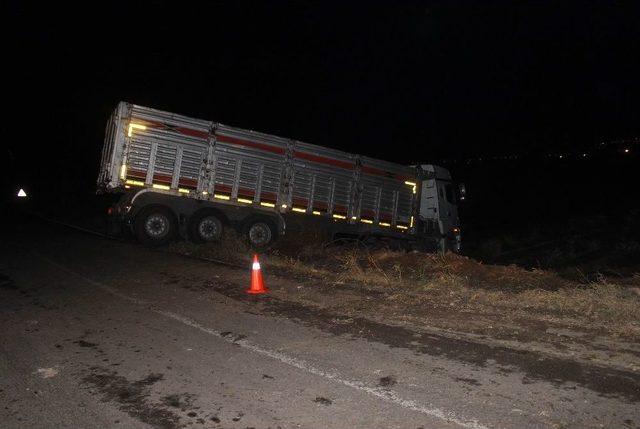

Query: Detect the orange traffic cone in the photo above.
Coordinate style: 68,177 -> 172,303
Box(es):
247,254 -> 268,294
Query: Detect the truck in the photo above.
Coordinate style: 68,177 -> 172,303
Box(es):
98,102 -> 462,252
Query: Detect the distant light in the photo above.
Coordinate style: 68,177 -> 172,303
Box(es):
152,183 -> 170,190
260,202 -> 275,208
559,155 -> 563,159
582,153 -> 587,157
17,188 -> 27,198
624,148 -> 630,153
237,198 -> 253,204
291,207 -> 306,213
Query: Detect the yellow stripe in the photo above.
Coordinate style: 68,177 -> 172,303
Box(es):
127,123 -> 147,137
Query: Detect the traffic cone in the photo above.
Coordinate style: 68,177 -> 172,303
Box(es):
247,254 -> 268,294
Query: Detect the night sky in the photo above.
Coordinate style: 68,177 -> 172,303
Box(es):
4,1 -> 640,192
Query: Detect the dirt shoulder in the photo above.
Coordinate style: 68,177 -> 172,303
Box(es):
167,235 -> 640,374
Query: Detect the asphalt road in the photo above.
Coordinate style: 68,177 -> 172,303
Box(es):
1,218 -> 638,429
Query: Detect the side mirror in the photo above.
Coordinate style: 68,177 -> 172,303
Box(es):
458,183 -> 466,201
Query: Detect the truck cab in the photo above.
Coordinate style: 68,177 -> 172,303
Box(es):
418,165 -> 461,253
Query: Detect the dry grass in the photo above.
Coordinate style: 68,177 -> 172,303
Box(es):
321,249 -> 640,337
167,229 -> 252,266
401,273 -> 640,337
328,249 -> 569,291
169,236 -> 640,339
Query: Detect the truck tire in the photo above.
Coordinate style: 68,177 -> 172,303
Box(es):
188,211 -> 223,243
134,205 -> 177,246
244,218 -> 277,249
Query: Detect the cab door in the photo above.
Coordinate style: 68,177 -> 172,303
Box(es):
436,180 -> 459,236
419,176 -> 459,235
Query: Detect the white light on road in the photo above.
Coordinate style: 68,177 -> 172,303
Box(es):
17,188 -> 27,198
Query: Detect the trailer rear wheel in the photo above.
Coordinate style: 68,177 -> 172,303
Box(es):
134,205 -> 177,246
189,211 -> 223,243
244,219 -> 276,249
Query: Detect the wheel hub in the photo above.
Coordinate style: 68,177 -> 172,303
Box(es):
145,214 -> 169,238
249,222 -> 271,246
198,217 -> 220,240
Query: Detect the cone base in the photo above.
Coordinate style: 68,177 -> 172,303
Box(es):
246,288 -> 269,294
